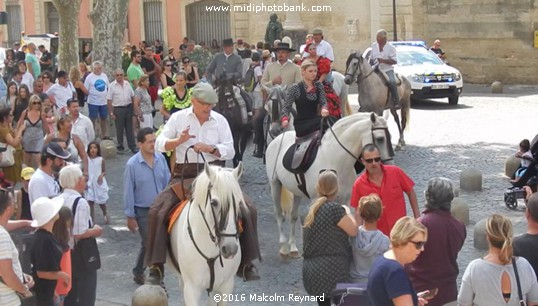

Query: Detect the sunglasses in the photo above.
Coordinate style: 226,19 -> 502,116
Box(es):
116,74 -> 124,76
183,61 -> 190,64
409,240 -> 427,250
319,169 -> 337,175
32,101 -> 41,105
363,157 -> 381,163
42,76 -> 50,79
165,64 -> 172,67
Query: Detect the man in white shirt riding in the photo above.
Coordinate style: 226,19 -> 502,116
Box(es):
370,29 -> 401,109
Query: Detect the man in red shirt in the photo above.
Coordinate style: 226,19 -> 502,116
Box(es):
350,144 -> 419,235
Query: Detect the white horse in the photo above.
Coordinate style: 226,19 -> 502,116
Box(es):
265,113 -> 394,257
169,162 -> 244,305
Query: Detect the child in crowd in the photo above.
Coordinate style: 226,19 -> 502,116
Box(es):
52,206 -> 73,306
85,141 -> 109,224
30,197 -> 70,306
512,139 -> 533,183
350,193 -> 390,283
43,105 -> 56,136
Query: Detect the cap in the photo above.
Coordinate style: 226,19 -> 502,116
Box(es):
192,83 -> 218,104
42,142 -> 71,160
21,167 -> 35,180
313,28 -> 323,35
31,197 -> 64,228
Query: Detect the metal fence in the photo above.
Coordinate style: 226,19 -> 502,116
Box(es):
143,0 -> 163,43
186,0 -> 230,46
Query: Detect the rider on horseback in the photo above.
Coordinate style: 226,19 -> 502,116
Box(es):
370,29 -> 401,110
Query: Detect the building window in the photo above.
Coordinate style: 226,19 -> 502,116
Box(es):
143,0 -> 163,43
46,2 -> 60,34
6,3 -> 22,46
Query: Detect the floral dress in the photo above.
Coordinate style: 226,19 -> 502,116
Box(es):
161,87 -> 192,115
316,56 -> 342,118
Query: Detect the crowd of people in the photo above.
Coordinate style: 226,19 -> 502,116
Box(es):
0,29 -> 536,306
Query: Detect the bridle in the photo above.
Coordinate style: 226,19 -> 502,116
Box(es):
182,146 -> 241,294
345,52 -> 376,84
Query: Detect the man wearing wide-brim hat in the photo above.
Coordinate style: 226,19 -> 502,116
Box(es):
261,42 -> 301,89
204,38 -> 243,86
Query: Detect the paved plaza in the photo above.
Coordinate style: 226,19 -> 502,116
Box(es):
95,84 -> 537,305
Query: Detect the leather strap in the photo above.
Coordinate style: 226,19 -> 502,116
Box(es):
512,257 -> 525,306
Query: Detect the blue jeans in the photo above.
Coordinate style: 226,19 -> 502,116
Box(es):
386,70 -> 400,103
133,206 -> 150,277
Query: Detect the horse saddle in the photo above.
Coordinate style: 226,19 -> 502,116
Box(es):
283,131 -> 320,174
375,68 -> 402,86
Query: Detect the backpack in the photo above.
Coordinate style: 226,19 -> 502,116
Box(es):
243,65 -> 258,92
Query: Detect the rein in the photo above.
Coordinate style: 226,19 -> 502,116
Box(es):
181,146 -> 240,294
345,54 -> 376,84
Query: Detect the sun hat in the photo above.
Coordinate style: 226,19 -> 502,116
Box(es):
192,83 -> 218,104
21,167 -> 35,180
31,197 -> 64,228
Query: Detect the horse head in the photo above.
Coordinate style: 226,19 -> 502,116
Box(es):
363,113 -> 395,164
191,162 -> 244,259
344,51 -> 362,85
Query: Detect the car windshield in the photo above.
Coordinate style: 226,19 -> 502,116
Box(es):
396,48 -> 444,66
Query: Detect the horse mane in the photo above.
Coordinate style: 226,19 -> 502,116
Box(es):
191,165 -> 244,216
328,112 -> 373,135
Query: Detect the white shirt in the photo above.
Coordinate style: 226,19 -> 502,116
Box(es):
28,168 -> 61,204
46,82 -> 75,110
314,40 -> 334,62
155,107 -> 235,164
22,72 -> 34,92
84,73 -> 110,106
253,65 -> 263,92
106,80 -> 134,107
0,226 -> 22,306
57,189 -> 93,240
71,113 -> 95,150
371,42 -> 397,72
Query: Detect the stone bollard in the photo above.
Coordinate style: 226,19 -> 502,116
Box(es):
474,219 -> 488,250
460,168 -> 482,191
450,198 -> 470,226
132,284 -> 168,306
100,139 -> 117,160
504,155 -> 520,178
491,81 -> 503,93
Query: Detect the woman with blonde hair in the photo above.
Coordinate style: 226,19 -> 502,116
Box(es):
368,216 -> 429,306
17,94 -> 46,169
302,169 -> 357,306
69,66 -> 88,109
458,214 -> 538,306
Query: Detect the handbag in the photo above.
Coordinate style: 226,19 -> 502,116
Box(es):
0,143 -> 15,167
512,257 -> 526,306
71,197 -> 101,273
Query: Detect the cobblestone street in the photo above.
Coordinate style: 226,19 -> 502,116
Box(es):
95,84 -> 538,305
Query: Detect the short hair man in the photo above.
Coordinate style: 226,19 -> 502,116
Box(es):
124,128 -> 170,285
107,68 -> 136,153
514,192 -> 538,279
309,28 -> 334,62
350,144 -> 419,236
28,142 -> 71,204
25,43 -> 40,79
38,44 -> 53,72
46,70 -> 75,114
205,38 -> 243,85
140,46 -> 159,106
68,99 -> 95,150
370,29 -> 401,109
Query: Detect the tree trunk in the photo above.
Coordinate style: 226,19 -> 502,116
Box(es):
51,0 -> 82,72
89,0 -> 130,79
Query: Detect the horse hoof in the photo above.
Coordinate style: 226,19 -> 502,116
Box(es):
279,251 -> 289,259
395,145 -> 402,151
289,251 -> 302,259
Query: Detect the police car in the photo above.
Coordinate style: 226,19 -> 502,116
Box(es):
364,41 -> 463,105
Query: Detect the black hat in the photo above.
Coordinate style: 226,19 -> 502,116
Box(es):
222,38 -> 234,47
273,42 -> 295,52
42,142 -> 71,160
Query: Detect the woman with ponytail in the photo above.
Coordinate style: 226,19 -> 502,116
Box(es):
302,169 -> 357,306
458,214 -> 538,306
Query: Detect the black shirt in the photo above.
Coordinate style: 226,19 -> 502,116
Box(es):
513,233 -> 538,281
140,57 -> 158,86
31,229 -> 63,306
40,51 -> 53,71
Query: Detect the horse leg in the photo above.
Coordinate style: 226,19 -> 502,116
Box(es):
232,132 -> 240,167
390,108 -> 405,151
238,129 -> 250,163
288,195 -> 302,259
270,180 -> 288,256
183,281 -> 203,306
213,277 -> 235,306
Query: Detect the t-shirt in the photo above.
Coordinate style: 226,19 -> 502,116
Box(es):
28,168 -> 61,204
40,51 -> 53,71
140,57 -> 157,86
25,53 -> 41,78
368,256 -> 418,306
46,83 -> 75,110
0,225 -> 23,306
514,233 -> 538,281
135,87 -> 152,115
127,63 -> 144,90
31,229 -> 63,306
521,151 -> 533,168
83,73 -> 109,106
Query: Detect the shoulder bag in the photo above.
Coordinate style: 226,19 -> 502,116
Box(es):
71,197 -> 101,273
0,142 -> 15,167
512,257 -> 527,306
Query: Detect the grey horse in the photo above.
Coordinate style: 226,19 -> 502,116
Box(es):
344,51 -> 411,150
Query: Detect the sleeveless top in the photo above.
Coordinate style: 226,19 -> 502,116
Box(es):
22,111 -> 45,153
164,73 -> 175,87
186,69 -> 197,88
13,99 -> 28,124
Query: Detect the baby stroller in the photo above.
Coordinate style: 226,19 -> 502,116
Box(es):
504,134 -> 538,209
330,283 -> 372,306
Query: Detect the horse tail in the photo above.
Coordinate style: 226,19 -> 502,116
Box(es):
280,187 -> 294,216
344,96 -> 352,117
401,79 -> 412,131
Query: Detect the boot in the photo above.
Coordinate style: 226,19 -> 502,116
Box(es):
252,145 -> 264,158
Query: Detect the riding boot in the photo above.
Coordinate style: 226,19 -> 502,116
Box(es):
147,263 -> 165,285
252,144 -> 264,158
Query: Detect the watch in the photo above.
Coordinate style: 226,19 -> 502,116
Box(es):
210,145 -> 218,154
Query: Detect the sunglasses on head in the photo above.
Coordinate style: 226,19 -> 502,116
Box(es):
363,157 -> 381,163
319,169 -> 337,175
409,240 -> 426,250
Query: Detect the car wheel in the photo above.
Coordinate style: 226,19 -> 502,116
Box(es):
448,95 -> 459,105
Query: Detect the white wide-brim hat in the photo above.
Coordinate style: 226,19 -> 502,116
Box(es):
31,197 -> 64,228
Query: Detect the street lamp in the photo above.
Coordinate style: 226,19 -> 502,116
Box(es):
393,0 -> 397,41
